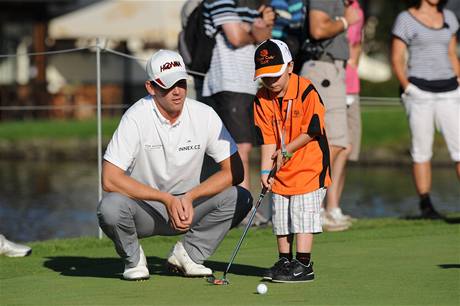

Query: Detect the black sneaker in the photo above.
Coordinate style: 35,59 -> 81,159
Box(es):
420,206 -> 445,220
419,196 -> 445,220
420,201 -> 445,220
262,257 -> 290,280
271,259 -> 314,283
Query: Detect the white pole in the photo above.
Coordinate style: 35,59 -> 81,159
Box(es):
96,38 -> 103,239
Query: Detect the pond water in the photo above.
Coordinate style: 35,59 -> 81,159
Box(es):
0,160 -> 458,242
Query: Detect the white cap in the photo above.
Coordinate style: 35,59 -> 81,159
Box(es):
146,50 -> 189,89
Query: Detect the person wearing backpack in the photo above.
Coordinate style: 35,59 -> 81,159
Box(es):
201,0 -> 275,192
179,0 -> 214,104
297,0 -> 360,232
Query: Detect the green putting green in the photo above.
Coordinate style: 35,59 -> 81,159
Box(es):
1,218 -> 459,306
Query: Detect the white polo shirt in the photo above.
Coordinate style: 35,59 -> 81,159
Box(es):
104,95 -> 238,195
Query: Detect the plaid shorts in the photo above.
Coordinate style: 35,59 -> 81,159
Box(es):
271,188 -> 326,235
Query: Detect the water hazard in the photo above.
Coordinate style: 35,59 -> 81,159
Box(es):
0,160 -> 458,242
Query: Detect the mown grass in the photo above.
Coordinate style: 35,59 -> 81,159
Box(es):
1,218 -> 459,306
0,106 -> 410,147
0,118 -> 119,140
360,106 -> 409,149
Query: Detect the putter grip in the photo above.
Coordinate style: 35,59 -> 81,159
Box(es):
261,166 -> 277,195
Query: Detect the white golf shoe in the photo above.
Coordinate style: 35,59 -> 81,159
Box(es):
329,207 -> 357,223
167,241 -> 212,277
123,245 -> 150,281
0,234 -> 32,257
320,209 -> 350,232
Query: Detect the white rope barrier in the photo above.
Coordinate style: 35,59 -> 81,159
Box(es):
0,104 -> 130,111
102,47 -> 147,61
0,46 -> 93,58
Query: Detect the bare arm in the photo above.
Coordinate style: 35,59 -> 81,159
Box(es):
447,35 -> 460,82
221,22 -> 257,47
348,41 -> 362,68
176,152 -> 243,227
309,5 -> 359,40
271,133 -> 312,172
260,144 -> 277,189
285,133 -> 312,155
391,37 -> 409,90
102,152 -> 243,231
221,5 -> 274,47
102,160 -> 172,204
183,152 -> 244,202
261,133 -> 312,189
251,5 -> 275,43
102,161 -> 191,231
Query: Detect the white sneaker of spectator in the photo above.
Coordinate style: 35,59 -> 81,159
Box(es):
167,241 -> 212,277
328,207 -> 356,223
123,245 -> 150,280
320,209 -> 351,232
240,211 -> 270,227
0,234 -> 32,257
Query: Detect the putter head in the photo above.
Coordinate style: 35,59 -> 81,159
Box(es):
206,275 -> 230,285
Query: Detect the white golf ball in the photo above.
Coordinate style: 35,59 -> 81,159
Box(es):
257,283 -> 267,295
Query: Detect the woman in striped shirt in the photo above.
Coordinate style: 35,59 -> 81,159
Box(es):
391,0 -> 459,219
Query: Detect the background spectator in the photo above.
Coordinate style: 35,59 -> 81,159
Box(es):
270,0 -> 304,56
201,0 -> 275,191
326,0 -> 365,224
298,0 -> 360,231
391,0 -> 460,219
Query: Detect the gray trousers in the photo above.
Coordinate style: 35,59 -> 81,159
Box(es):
97,186 -> 252,268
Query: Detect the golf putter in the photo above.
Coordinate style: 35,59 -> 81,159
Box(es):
207,166 -> 277,285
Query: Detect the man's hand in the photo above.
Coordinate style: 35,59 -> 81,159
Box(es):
164,194 -> 190,231
249,5 -> 275,43
179,194 -> 194,227
259,5 -> 275,27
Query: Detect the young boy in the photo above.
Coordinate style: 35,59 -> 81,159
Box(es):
253,39 -> 331,283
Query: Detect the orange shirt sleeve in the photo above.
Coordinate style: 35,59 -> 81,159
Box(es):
254,95 -> 276,144
300,85 -> 326,137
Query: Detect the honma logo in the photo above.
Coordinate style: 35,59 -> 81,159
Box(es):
160,61 -> 182,72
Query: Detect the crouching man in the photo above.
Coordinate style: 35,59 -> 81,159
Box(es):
97,49 -> 252,280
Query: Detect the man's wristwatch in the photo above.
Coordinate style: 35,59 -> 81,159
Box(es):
336,16 -> 349,30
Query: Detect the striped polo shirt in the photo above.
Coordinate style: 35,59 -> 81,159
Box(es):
254,74 -> 331,195
392,9 -> 459,82
201,0 -> 261,96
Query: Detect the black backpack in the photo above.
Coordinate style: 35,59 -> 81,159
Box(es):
178,1 -> 216,76
292,0 -> 330,71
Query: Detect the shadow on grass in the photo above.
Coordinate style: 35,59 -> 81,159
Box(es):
438,264 -> 460,269
44,256 -> 123,279
443,217 -> 460,224
43,256 -> 265,279
400,215 -> 460,224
